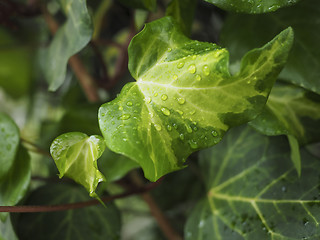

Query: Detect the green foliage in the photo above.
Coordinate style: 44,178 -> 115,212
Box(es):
44,0 -> 93,91
204,0 -> 301,13
17,183 -> 121,240
50,132 -> 106,197
185,126 -> 320,239
99,17 -> 293,181
1,0 -> 320,239
220,0 -> 320,94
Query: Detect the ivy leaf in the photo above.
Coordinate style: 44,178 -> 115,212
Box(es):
220,0 -> 320,94
166,0 -> 197,36
99,17 -> 294,181
249,84 -> 320,145
0,112 -> 20,180
185,126 -> 320,239
44,0 -> 93,91
117,0 -> 157,11
17,183 -> 121,240
50,132 -> 106,197
0,145 -> 31,222
204,0 -> 300,13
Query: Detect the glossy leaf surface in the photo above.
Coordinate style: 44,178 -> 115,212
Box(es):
117,0 -> 157,11
44,0 -> 93,91
0,145 -> 31,221
249,84 -> 320,145
99,17 -> 294,181
220,0 -> 320,94
185,126 -> 320,239
166,0 -> 197,36
17,183 -> 121,240
50,132 -> 106,197
204,0 -> 300,13
0,113 -> 19,179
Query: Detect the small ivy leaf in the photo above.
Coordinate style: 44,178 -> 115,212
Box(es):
50,132 -> 106,197
249,84 -> 320,144
44,0 -> 93,91
99,17 -> 293,181
0,112 -> 20,180
204,0 -> 300,14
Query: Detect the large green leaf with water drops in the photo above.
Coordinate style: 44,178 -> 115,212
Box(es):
185,126 -> 320,240
99,17 -> 294,181
0,145 -> 31,222
249,84 -> 320,145
166,0 -> 197,36
17,183 -> 121,240
220,0 -> 320,94
44,0 -> 93,91
204,0 -> 300,13
50,132 -> 106,198
0,112 -> 20,180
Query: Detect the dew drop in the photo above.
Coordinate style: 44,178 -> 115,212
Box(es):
173,123 -> 178,129
188,64 -> 196,74
161,94 -> 168,101
203,65 -> 210,76
167,125 -> 172,131
118,106 -> 123,110
161,107 -> 170,116
177,62 -> 185,69
186,125 -> 193,133
149,112 -> 154,118
101,113 -> 105,117
145,97 -> 151,103
195,74 -> 202,81
173,74 -> 178,80
211,130 -> 218,137
177,98 -> 185,105
179,133 -> 185,140
126,101 -> 133,106
167,47 -> 172,52
192,55 -> 197,60
154,124 -> 162,131
119,114 -> 131,120
154,93 -> 158,97
188,140 -> 198,149
177,110 -> 184,115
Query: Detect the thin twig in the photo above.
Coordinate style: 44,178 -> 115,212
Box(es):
0,180 -> 161,213
42,5 -> 100,102
21,137 -> 51,157
129,172 -> 183,240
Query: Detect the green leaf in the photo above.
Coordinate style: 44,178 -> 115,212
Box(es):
166,0 -> 197,36
44,0 -> 93,91
185,126 -> 320,239
50,132 -> 106,197
0,29 -> 32,98
0,216 -> 18,240
16,183 -> 121,240
204,0 -> 300,13
0,112 -> 20,180
117,0 -> 157,11
220,0 -> 320,94
99,17 -> 294,181
0,145 -> 31,221
249,84 -> 320,144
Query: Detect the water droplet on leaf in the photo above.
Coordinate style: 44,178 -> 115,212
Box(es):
167,47 -> 172,52
154,93 -> 158,97
186,125 -> 193,133
161,94 -> 168,101
211,130 -> 218,137
177,98 -> 185,105
203,65 -> 210,76
177,62 -> 184,69
161,107 -> 170,116
188,140 -> 198,149
167,125 -> 172,131
154,124 -> 162,131
179,134 -> 185,140
126,101 -> 133,106
145,97 -> 151,103
118,106 -> 123,110
195,74 -> 201,81
119,114 -> 131,120
188,64 -> 196,74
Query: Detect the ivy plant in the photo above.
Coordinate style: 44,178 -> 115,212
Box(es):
0,0 -> 319,239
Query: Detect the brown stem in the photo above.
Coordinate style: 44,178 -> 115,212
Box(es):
129,172 -> 183,240
0,180 -> 161,213
42,5 -> 100,102
21,137 -> 51,157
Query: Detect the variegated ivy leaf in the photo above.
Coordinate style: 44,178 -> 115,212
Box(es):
204,0 -> 300,14
50,132 -> 106,197
99,17 -> 293,181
